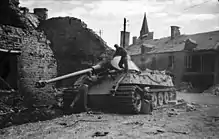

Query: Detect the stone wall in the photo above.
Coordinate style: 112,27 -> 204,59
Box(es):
38,17 -> 112,87
0,25 -> 57,105
0,0 -> 35,30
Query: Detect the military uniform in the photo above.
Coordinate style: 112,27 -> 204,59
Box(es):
113,46 -> 128,72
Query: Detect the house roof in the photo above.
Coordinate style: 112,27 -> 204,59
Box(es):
128,30 -> 219,55
126,41 -> 155,55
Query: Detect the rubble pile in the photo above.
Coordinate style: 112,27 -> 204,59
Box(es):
177,82 -> 193,92
173,99 -> 197,111
0,90 -> 64,129
166,99 -> 197,117
0,92 -> 25,128
203,85 -> 219,96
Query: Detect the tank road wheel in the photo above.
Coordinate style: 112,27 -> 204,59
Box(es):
157,92 -> 164,106
132,92 -> 142,114
152,93 -> 158,108
163,92 -> 169,104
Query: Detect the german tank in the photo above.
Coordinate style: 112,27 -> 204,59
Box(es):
36,56 -> 176,114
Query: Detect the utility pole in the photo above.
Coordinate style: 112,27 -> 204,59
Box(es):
99,30 -> 103,37
123,18 -> 126,48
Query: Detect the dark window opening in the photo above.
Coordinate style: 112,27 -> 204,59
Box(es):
184,54 -> 215,73
168,55 -> 174,68
202,54 -> 215,72
0,52 -> 18,90
184,55 -> 192,69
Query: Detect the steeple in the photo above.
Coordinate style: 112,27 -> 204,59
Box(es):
140,12 -> 149,38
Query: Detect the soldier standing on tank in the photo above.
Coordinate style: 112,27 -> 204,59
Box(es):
113,44 -> 128,72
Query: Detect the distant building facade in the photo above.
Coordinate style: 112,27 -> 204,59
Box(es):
128,24 -> 219,92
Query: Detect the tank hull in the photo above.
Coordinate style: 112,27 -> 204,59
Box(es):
69,71 -> 177,114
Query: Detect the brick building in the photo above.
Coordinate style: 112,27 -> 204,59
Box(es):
0,0 -> 57,105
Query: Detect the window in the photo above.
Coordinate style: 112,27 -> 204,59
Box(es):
168,55 -> 174,68
184,55 -> 192,68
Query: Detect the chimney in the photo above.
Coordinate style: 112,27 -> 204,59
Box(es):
132,36 -> 137,44
34,8 -> 48,20
120,31 -> 130,47
171,26 -> 180,39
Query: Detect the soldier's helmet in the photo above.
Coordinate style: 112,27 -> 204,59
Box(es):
114,44 -> 119,48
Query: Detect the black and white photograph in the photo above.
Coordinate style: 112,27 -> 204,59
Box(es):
0,0 -> 219,138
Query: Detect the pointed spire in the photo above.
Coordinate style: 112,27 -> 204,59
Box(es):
140,12 -> 149,38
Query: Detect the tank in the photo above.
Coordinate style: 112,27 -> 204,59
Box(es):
36,56 -> 176,114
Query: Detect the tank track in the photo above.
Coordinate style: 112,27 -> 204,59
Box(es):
111,85 -> 144,114
148,88 -> 177,108
111,85 -> 177,114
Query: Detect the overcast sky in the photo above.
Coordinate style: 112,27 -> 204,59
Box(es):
20,0 -> 219,47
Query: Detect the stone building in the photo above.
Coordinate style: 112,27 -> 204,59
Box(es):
127,22 -> 219,92
0,0 -> 57,105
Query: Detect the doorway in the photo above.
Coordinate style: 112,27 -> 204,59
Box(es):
0,51 -> 18,90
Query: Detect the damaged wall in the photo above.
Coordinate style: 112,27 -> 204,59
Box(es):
0,25 -> 57,105
38,17 -> 112,87
0,0 -> 35,30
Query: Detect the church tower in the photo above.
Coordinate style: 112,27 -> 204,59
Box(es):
139,12 -> 153,40
140,12 -> 149,37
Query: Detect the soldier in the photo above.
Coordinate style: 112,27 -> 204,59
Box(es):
144,87 -> 153,114
113,44 -> 128,72
67,71 -> 98,113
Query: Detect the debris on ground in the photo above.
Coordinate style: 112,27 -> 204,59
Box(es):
203,85 -> 219,96
177,82 -> 193,93
0,91 -> 26,128
0,90 -> 63,129
168,100 -> 178,105
177,99 -> 186,103
170,130 -> 188,134
92,131 -> 109,137
186,103 -> 196,112
167,109 -> 179,117
122,121 -> 144,126
143,127 -> 166,135
172,99 -> 197,112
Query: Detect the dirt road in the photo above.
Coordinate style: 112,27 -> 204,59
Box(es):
178,92 -> 219,105
0,92 -> 219,139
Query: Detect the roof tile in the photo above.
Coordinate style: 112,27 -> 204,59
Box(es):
128,30 -> 219,55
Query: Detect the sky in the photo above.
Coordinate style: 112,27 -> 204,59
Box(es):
19,0 -> 219,47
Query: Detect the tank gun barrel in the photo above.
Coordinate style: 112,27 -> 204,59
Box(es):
35,63 -> 103,88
